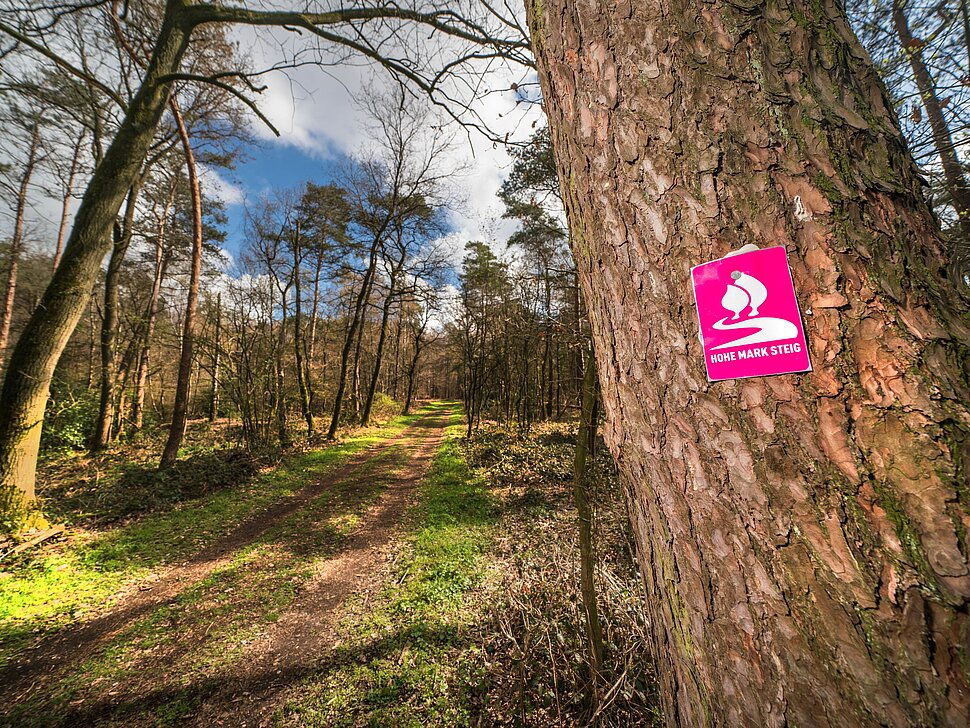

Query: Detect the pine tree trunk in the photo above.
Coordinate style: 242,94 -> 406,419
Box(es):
0,7 -> 190,522
528,0 -> 970,724
52,130 -> 84,272
209,292 -> 221,423
160,98 -> 203,470
0,125 -> 41,365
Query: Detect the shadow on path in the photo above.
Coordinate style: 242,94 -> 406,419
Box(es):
0,406 -> 452,713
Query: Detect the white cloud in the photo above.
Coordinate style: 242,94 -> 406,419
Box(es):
199,163 -> 245,206
229,21 -> 543,257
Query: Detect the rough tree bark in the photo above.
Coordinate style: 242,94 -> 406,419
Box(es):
527,0 -> 970,725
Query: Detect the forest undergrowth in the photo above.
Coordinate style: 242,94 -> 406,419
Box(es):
465,423 -> 660,726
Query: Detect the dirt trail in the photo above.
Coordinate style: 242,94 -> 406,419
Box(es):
191,414 -> 450,727
1,405 -> 453,723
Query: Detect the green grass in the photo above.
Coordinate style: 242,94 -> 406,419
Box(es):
0,439 -> 426,727
0,409 -> 430,668
274,420 -> 498,728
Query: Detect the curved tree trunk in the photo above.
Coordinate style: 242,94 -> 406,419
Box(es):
0,7 -> 190,522
528,0 -> 970,725
160,97 -> 203,470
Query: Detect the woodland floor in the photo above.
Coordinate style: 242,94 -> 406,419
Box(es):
0,402 -> 658,727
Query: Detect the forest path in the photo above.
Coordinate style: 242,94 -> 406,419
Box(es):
1,402 -> 456,727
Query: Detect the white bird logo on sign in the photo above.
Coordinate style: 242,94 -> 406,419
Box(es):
711,270 -> 798,350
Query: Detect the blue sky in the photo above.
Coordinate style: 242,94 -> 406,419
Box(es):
215,140 -> 350,257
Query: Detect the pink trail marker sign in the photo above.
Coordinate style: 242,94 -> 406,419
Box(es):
691,245 -> 811,381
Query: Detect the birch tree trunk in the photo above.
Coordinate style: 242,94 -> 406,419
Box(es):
527,0 -> 970,724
